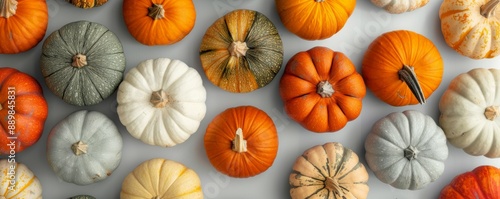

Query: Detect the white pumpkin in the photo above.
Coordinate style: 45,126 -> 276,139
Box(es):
439,68 -> 500,158
371,0 -> 429,14
47,110 -> 123,185
117,58 -> 207,147
0,159 -> 42,198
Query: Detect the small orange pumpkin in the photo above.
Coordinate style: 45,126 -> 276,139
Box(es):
440,165 -> 500,199
362,30 -> 443,106
279,46 -> 366,133
204,106 -> 278,178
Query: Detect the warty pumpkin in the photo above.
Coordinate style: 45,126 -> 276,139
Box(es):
0,159 -> 42,198
117,58 -> 206,147
120,158 -> 203,199
122,0 -> 196,46
275,0 -> 355,40
0,67 -> 48,154
204,106 -> 279,178
40,20 -> 126,106
0,0 -> 48,54
365,110 -> 448,190
371,0 -> 429,13
439,0 -> 500,59
362,30 -> 443,106
279,46 -> 366,133
66,0 -> 108,9
439,68 -> 500,158
200,9 -> 283,93
439,165 -> 500,199
290,142 -> 369,199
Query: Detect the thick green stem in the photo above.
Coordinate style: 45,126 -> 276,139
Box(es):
148,4 -> 165,20
481,0 -> 499,18
0,0 -> 17,18
317,81 -> 334,98
398,65 -> 426,104
404,145 -> 419,161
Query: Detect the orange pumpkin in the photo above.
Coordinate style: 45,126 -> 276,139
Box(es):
204,106 -> 278,178
279,46 -> 366,133
122,0 -> 196,46
0,67 -> 48,154
275,0 -> 356,40
362,30 -> 443,106
440,165 -> 500,199
0,0 -> 48,54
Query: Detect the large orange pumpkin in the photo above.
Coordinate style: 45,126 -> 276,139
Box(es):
204,106 -> 278,178
0,67 -> 48,154
279,46 -> 366,133
362,30 -> 443,106
122,0 -> 196,46
440,165 -> 500,199
275,0 -> 356,40
0,0 -> 48,54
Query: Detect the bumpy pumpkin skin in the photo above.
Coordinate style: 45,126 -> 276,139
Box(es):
0,159 -> 42,198
200,9 -> 283,93
290,142 -> 369,199
439,165 -> 500,199
280,46 -> 366,133
439,68 -> 500,158
0,0 -> 48,54
66,0 -> 108,9
40,20 -> 126,106
371,0 -> 429,13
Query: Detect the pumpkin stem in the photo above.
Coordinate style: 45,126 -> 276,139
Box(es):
317,81 -> 334,97
315,0 -> 325,2
0,0 -> 17,18
150,90 -> 169,108
480,0 -> 499,18
484,106 -> 499,120
404,145 -> 419,161
72,54 -> 88,68
228,41 -> 249,58
398,65 -> 426,104
232,128 -> 247,153
325,177 -> 345,197
71,141 -> 88,156
148,4 -> 165,20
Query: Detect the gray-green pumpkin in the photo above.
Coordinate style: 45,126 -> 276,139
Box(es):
40,20 -> 125,106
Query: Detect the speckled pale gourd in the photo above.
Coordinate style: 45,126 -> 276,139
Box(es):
439,68 -> 500,158
439,0 -> 500,59
117,58 -> 207,147
40,20 -> 125,106
47,110 -> 123,185
365,110 -> 448,190
0,159 -> 42,199
371,0 -> 429,13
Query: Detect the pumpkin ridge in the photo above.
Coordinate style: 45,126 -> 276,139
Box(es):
82,70 -> 105,101
301,154 -> 328,179
332,145 -> 351,177
8,169 -> 35,197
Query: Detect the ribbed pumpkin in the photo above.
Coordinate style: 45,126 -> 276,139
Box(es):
371,0 -> 429,13
290,142 -> 369,199
122,0 -> 196,46
66,0 -> 108,9
279,46 -> 366,133
204,106 -> 279,178
0,67 -> 48,154
0,159 -> 42,198
362,30 -> 444,106
200,9 -> 283,93
0,0 -> 48,54
439,165 -> 500,199
40,20 -> 126,106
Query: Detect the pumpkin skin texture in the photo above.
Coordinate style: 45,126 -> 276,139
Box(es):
200,9 -> 283,93
362,30 -> 443,106
0,0 -> 48,54
439,0 -> 500,59
204,106 -> 278,178
275,0 -> 355,40
122,0 -> 196,46
439,68 -> 500,158
117,58 -> 206,147
439,165 -> 500,199
70,195 -> 96,199
0,67 -> 48,154
365,110 -> 448,190
40,20 -> 126,106
371,0 -> 429,13
290,142 -> 369,199
279,46 -> 366,133
120,158 -> 203,199
66,0 -> 108,9
47,110 -> 123,185
0,159 -> 42,198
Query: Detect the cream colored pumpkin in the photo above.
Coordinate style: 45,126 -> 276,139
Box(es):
439,68 -> 500,158
120,158 -> 203,199
117,58 -> 207,147
0,159 -> 42,199
371,0 -> 429,14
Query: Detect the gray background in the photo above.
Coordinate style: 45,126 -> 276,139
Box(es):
1,0 -> 499,198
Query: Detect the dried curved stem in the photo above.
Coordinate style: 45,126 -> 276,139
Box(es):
398,65 -> 426,104
0,0 -> 17,18
481,0 -> 499,18
148,4 -> 165,20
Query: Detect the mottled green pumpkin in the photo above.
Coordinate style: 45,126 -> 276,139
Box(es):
40,20 -> 125,106
70,195 -> 96,199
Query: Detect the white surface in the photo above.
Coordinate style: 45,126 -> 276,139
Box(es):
1,0 -> 499,198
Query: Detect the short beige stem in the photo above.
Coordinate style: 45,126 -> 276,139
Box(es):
0,104 -> 3,110
71,141 -> 88,156
315,0 -> 325,2
228,41 -> 249,58
317,81 -> 334,98
150,90 -> 169,108
481,0 -> 499,18
0,0 -> 17,18
232,128 -> 247,153
72,54 -> 87,68
148,4 -> 165,20
404,145 -> 419,161
485,106 -> 499,120
398,65 -> 426,104
325,177 -> 344,197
